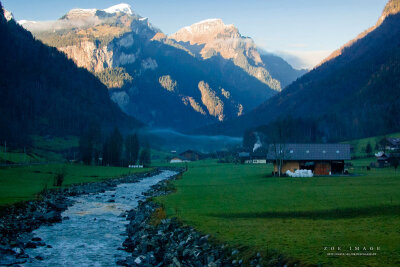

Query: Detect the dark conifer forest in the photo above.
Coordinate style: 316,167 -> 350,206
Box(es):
0,4 -> 141,148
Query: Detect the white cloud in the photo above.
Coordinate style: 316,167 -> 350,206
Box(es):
276,50 -> 333,69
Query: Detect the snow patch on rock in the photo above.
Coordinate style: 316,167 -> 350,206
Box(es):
18,20 -> 37,25
103,3 -> 133,15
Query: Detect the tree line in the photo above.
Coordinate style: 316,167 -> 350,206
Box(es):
79,126 -> 151,167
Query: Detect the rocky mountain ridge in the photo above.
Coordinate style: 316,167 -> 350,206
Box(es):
169,18 -> 281,90
19,3 -> 305,131
2,7 -> 12,21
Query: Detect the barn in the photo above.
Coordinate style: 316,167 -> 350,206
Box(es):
179,150 -> 202,161
266,144 -> 351,176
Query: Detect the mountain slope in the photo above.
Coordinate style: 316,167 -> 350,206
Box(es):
259,53 -> 307,87
200,0 -> 400,140
21,5 -> 304,131
319,0 -> 400,66
169,19 -> 282,90
114,32 -> 274,130
0,4 -> 141,146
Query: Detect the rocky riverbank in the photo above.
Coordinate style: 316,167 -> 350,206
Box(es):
0,168 -> 165,266
118,174 -> 266,267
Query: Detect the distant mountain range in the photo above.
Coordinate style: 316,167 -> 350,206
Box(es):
200,0 -> 400,141
0,4 -> 141,146
20,4 -> 305,131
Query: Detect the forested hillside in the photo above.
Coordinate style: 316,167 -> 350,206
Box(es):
0,4 -> 141,148
200,3 -> 400,142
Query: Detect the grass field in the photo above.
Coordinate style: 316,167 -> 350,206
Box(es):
157,160 -> 400,266
0,164 -> 152,206
0,136 -> 79,164
0,151 -> 44,164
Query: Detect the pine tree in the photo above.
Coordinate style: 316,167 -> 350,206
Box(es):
139,146 -> 151,166
125,133 -> 140,165
79,124 -> 102,165
365,142 -> 372,155
103,128 -> 123,166
79,132 -> 93,165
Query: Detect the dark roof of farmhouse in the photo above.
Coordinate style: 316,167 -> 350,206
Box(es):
266,144 -> 351,161
387,137 -> 400,146
179,150 -> 202,155
252,147 -> 269,157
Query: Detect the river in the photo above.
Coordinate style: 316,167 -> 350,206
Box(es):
23,170 -> 177,267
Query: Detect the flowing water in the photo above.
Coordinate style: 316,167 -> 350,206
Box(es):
23,170 -> 177,267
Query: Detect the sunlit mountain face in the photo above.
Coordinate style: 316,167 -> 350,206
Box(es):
20,3 -> 305,132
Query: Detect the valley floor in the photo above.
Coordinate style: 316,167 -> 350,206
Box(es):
156,159 -> 400,266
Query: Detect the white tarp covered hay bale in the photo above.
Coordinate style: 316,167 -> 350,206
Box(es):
286,169 -> 313,177
129,165 -> 144,168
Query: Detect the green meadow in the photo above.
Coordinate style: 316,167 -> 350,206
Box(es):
0,164 -> 151,206
157,159 -> 400,266
0,135 -> 79,164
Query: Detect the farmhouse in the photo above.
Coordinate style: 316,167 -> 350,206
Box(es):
179,150 -> 202,161
238,148 -> 267,164
386,138 -> 400,150
267,144 -> 351,176
248,147 -> 268,164
374,152 -> 391,168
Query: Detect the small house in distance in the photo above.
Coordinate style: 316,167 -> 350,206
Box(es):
237,148 -> 267,164
374,151 -> 391,168
386,138 -> 400,151
179,150 -> 202,161
267,144 -> 351,176
248,147 -> 268,164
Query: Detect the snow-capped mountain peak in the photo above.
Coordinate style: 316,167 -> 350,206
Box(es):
170,18 -> 239,43
192,18 -> 223,26
103,3 -> 133,15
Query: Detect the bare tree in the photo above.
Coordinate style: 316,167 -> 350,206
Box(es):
270,123 -> 290,177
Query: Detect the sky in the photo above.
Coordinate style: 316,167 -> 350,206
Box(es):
2,0 -> 388,69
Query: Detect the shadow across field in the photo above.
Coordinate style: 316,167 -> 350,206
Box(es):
207,204 -> 400,220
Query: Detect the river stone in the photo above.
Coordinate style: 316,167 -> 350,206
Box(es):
134,255 -> 143,264
35,255 -> 44,261
46,211 -> 61,223
25,242 -> 37,249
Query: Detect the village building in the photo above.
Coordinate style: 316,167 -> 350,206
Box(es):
179,150 -> 202,161
386,138 -> 400,151
238,151 -> 250,159
374,151 -> 391,168
266,144 -> 351,176
238,148 -> 267,164
248,147 -> 268,164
